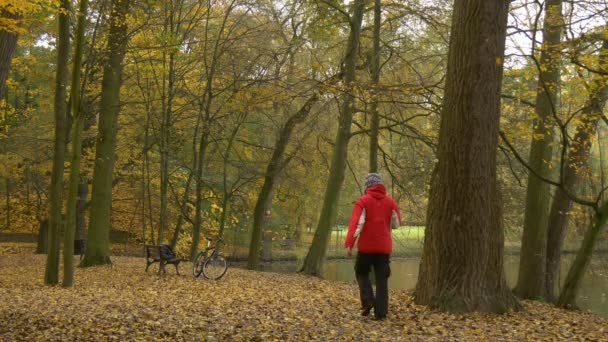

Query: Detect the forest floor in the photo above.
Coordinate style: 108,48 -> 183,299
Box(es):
0,243 -> 607,341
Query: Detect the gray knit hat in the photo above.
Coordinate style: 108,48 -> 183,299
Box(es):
365,173 -> 383,189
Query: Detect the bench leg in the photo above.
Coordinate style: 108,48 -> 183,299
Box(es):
160,261 -> 166,274
174,262 -> 180,275
145,261 -> 151,272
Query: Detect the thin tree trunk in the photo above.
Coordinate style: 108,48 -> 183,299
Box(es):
300,0 -> 365,276
414,0 -> 518,313
141,142 -> 147,246
36,219 -> 49,254
44,0 -> 70,285
190,132 -> 209,260
76,183 -> 87,241
190,0 -> 237,260
82,0 -> 131,267
368,0 -> 381,173
5,178 -> 10,231
0,11 -> 20,101
62,0 -> 88,287
516,0 -> 563,300
247,94 -> 318,270
557,200 -> 608,307
546,33 -> 608,301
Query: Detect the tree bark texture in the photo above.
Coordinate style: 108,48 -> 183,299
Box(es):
44,0 -> 70,285
247,94 -> 318,270
300,0 -> 365,276
516,0 -> 563,300
414,0 -> 519,313
0,11 -> 20,101
82,0 -> 131,267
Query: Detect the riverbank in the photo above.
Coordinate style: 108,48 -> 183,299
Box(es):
0,251 -> 606,340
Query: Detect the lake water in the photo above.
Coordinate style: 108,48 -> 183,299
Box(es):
261,255 -> 608,318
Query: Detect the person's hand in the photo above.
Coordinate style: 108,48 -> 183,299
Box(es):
346,247 -> 353,257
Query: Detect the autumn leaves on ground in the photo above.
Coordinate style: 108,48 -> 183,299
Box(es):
0,245 -> 605,341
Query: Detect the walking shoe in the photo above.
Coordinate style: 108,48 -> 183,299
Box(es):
361,302 -> 374,316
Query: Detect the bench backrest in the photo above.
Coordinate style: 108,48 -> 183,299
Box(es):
146,244 -> 177,260
146,245 -> 161,259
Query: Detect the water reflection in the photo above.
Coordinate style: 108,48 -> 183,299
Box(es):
262,255 -> 608,318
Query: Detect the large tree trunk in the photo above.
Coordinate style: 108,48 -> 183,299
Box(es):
557,200 -> 608,307
62,0 -> 89,287
0,11 -> 20,100
44,0 -> 70,285
81,0 -> 131,267
368,0 -> 381,173
546,33 -> 608,301
516,0 -> 563,300
247,95 -> 318,270
299,0 -> 365,276
414,0 -> 518,313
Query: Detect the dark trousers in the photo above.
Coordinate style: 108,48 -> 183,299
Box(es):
355,252 -> 390,319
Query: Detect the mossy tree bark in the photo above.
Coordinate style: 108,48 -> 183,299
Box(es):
44,0 -> 70,285
414,0 -> 519,313
81,0 -> 131,267
62,0 -> 89,287
516,0 -> 563,300
300,0 -> 365,276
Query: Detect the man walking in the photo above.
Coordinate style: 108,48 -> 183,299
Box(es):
345,173 -> 401,320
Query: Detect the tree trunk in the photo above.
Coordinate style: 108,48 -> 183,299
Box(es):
81,0 -> 131,267
44,0 -> 70,285
516,0 -> 563,300
76,183 -> 88,241
414,0 -> 518,313
159,47 -> 176,245
546,34 -> 608,301
62,0 -> 89,287
368,0 -> 381,173
4,178 -> 10,231
189,1 -> 236,259
190,132 -> 209,261
557,200 -> 608,307
36,219 -> 49,254
0,11 -> 20,101
299,0 -> 365,276
247,95 -> 318,270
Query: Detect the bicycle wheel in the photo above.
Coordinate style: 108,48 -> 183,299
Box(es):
193,252 -> 206,277
202,254 -> 227,280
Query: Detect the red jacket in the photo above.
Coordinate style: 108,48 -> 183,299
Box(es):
344,184 -> 401,254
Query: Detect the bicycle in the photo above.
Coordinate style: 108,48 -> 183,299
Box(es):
192,235 -> 228,280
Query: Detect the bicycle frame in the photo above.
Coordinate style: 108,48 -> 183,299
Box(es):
202,236 -> 224,259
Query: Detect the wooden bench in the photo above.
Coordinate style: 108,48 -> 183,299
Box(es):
145,245 -> 183,275
279,239 -> 295,250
